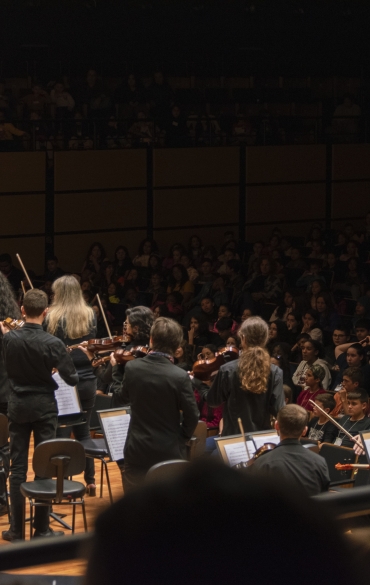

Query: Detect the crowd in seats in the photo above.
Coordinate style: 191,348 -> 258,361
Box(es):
0,70 -> 365,154
2,216 -> 370,438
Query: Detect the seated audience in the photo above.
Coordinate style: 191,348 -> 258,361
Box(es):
331,367 -> 363,417
296,364 -> 327,413
292,339 -> 331,390
332,388 -> 370,447
304,393 -> 337,443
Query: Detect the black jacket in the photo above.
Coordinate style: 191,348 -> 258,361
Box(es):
113,353 -> 199,472
201,359 -> 284,436
250,438 -> 330,496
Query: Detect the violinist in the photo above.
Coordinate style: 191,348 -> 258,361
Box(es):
0,272 -> 21,518
199,317 -> 284,436
1,289 -> 78,541
250,404 -> 330,497
45,275 -> 97,496
113,317 -> 198,491
86,306 -> 154,489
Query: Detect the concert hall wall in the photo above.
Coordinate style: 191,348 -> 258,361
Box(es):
0,145 -> 369,274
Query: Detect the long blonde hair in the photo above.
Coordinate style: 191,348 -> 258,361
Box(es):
238,316 -> 271,394
47,275 -> 94,339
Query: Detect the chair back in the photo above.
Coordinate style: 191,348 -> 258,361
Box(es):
188,421 -> 207,460
0,414 -> 8,448
146,460 -> 188,483
90,393 -> 114,431
33,439 -> 86,479
319,443 -> 356,484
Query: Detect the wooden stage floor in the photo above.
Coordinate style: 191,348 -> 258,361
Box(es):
0,438 -> 124,578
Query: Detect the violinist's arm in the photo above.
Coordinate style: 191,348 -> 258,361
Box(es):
201,367 -> 230,407
111,363 -> 125,403
78,344 -> 95,362
52,342 -> 79,387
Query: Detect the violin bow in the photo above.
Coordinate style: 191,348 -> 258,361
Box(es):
308,399 -> 363,449
16,253 -> 33,290
96,294 -> 113,339
238,417 -> 251,460
335,463 -> 369,470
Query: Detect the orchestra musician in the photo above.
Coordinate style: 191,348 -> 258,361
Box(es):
249,404 -> 330,496
0,272 -> 22,517
45,275 -> 98,495
199,316 -> 284,435
81,305 -> 155,489
111,317 -> 199,491
1,289 -> 78,541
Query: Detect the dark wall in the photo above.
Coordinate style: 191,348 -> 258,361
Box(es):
0,144 -> 369,274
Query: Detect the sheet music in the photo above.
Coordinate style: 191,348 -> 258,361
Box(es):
252,433 -> 280,451
223,440 -> 255,467
53,373 -> 80,416
101,413 -> 131,461
363,436 -> 370,461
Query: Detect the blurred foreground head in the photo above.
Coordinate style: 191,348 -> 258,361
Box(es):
86,459 -> 364,585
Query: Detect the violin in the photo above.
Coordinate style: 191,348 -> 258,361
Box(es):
92,346 -> 149,368
191,353 -> 225,382
233,443 -> 277,469
217,346 -> 239,361
1,318 -> 25,331
67,334 -> 132,353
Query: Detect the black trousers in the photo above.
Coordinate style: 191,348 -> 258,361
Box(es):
57,378 -> 96,485
9,412 -> 57,535
0,402 -> 9,507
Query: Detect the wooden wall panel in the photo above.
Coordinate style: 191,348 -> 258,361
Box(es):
54,230 -> 147,274
55,191 -> 146,232
0,194 -> 45,235
153,147 -> 239,187
246,145 -> 326,183
0,238 -> 45,275
154,187 -> 238,228
245,222 -> 315,243
153,226 -> 238,254
246,183 -> 325,223
332,145 -> 370,180
332,181 -> 370,220
54,151 -> 147,191
0,153 -> 45,193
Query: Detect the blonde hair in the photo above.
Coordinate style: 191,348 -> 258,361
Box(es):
47,275 -> 94,339
238,316 -> 270,394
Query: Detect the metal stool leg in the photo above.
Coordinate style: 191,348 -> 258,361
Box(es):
81,499 -> 87,532
100,458 -> 104,498
72,500 -> 76,534
103,460 -> 113,504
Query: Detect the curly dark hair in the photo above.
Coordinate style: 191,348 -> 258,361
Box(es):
126,306 -> 154,344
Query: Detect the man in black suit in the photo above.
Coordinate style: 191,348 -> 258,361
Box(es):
250,404 -> 330,496
112,317 -> 199,490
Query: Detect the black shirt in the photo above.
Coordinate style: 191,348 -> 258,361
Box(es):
250,438 -> 330,496
307,417 -> 337,443
50,318 -> 97,380
333,415 -> 370,448
201,359 -> 284,435
2,323 -> 78,394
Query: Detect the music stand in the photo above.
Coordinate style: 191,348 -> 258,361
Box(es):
215,430 -> 280,467
97,407 -> 131,462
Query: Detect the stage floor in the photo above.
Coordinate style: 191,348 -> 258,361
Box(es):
0,437 -> 124,577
